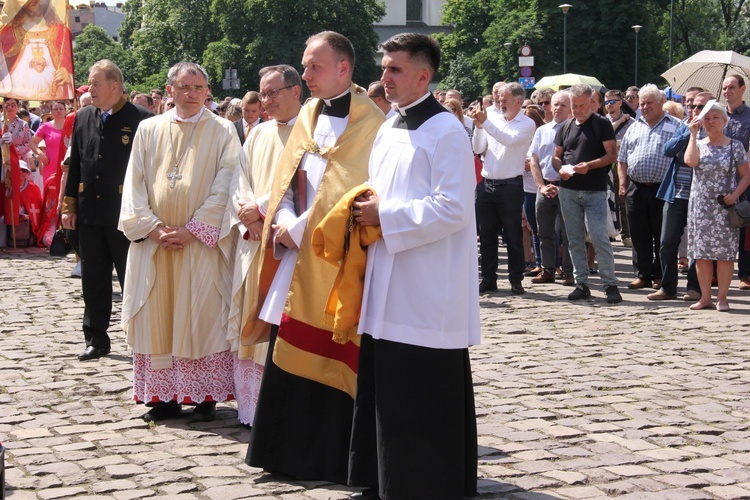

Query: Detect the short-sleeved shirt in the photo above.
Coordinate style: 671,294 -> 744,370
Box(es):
726,103 -> 750,152
618,113 -> 680,184
554,114 -> 616,191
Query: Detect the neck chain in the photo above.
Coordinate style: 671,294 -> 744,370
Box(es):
167,116 -> 200,188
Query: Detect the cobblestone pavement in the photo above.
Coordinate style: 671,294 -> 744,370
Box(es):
2,243 -> 750,500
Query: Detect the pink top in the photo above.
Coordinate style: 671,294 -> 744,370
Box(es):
34,122 -> 64,184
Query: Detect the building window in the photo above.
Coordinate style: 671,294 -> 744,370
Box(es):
406,0 -> 423,22
74,16 -> 80,22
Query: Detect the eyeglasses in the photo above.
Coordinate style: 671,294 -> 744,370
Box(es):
538,101 -> 551,106
173,84 -> 207,93
259,85 -> 293,101
604,99 -> 621,106
625,95 -> 637,101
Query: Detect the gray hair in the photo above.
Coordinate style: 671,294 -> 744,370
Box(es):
702,101 -> 729,122
568,84 -> 593,98
167,62 -> 209,86
638,84 -> 663,102
259,64 -> 303,94
225,99 -> 243,121
552,90 -> 571,105
535,88 -> 555,102
500,82 -> 526,101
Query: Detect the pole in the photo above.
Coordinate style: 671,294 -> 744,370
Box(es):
563,13 -> 567,73
2,106 -> 16,249
632,25 -> 642,87
669,0 -> 674,69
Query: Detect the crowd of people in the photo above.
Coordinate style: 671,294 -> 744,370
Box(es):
444,75 -> 750,311
3,27 -> 749,500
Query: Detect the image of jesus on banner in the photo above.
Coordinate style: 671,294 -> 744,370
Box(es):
0,0 -> 74,100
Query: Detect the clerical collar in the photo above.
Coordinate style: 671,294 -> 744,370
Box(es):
393,93 -> 447,131
397,92 -> 432,116
171,107 -> 205,123
275,116 -> 298,127
320,88 -> 351,118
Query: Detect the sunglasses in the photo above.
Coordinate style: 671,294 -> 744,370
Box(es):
604,99 -> 620,105
538,101 -> 551,106
693,104 -> 705,111
625,95 -> 637,101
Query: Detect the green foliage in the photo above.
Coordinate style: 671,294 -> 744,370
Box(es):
73,25 -> 133,87
438,53 -> 482,97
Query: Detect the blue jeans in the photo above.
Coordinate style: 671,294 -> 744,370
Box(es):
559,188 -> 618,288
659,198 -> 699,295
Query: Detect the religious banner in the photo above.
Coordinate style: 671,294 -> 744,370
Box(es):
0,0 -> 75,100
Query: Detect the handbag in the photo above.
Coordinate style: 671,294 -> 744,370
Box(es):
725,140 -> 750,228
49,228 -> 72,257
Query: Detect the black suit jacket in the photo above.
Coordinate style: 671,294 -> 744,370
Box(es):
63,98 -> 153,226
234,119 -> 245,146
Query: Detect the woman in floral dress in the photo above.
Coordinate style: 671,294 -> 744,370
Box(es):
684,100 -> 750,311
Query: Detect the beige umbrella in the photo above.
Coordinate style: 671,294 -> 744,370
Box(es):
661,50 -> 750,103
534,73 -> 606,91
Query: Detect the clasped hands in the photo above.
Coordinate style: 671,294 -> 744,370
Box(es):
149,225 -> 195,251
238,200 -> 263,241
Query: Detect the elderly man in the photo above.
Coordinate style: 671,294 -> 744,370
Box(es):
650,90 -> 710,301
367,81 -> 397,118
618,84 -> 681,290
605,89 -> 635,246
534,88 -> 555,123
220,64 -> 303,427
470,82 -> 536,294
244,31 -> 384,485
553,84 -> 621,304
61,60 -> 152,361
349,32 -> 479,500
722,75 -> 750,289
119,62 -> 240,423
528,90 -> 573,285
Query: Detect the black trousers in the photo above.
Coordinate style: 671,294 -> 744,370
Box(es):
626,181 -> 664,281
349,334 -> 478,500
476,177 -> 525,284
77,223 -> 129,349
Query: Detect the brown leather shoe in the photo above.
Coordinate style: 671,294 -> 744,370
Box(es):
683,289 -> 701,301
647,289 -> 677,300
531,269 -> 555,284
561,274 -> 575,286
628,278 -> 652,289
740,277 -> 750,290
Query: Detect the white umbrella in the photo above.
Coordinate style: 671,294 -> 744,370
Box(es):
661,50 -> 750,103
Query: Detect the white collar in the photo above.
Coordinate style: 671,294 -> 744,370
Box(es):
275,115 -> 298,127
397,92 -> 431,116
243,116 -> 261,128
171,107 -> 205,123
322,87 -> 351,107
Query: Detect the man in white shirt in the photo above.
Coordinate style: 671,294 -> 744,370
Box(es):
470,82 -> 536,294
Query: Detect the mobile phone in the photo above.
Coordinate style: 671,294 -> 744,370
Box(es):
717,195 -> 727,207
477,97 -> 483,111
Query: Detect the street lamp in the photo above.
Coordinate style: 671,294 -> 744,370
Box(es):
632,25 -> 642,87
504,42 -> 512,80
559,4 -> 572,73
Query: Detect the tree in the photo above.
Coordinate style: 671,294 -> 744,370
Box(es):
243,0 -> 385,92
73,25 -> 133,87
438,53 -> 482,98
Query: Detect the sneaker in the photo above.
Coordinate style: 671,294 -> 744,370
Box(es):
70,261 -> 82,278
605,286 -> 623,304
621,236 -> 632,247
568,284 -> 591,300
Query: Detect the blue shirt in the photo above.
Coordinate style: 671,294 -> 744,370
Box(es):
725,102 -> 750,152
619,113 -> 681,184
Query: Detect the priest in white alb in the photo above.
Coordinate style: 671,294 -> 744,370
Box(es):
119,62 -> 241,423
218,64 -> 303,427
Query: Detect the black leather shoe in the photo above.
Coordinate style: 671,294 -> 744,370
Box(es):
510,282 -> 525,295
479,280 -> 497,293
78,346 -> 111,361
142,401 -> 181,422
350,488 -> 380,499
191,402 -> 217,422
